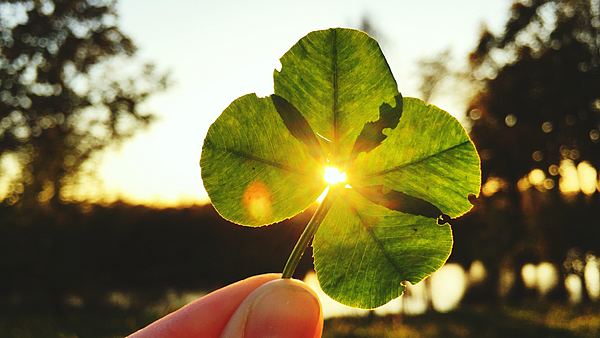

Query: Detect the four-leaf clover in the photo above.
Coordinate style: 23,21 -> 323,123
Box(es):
201,28 -> 481,308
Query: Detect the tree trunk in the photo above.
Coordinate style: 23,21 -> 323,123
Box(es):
462,260 -> 501,304
547,271 -> 568,302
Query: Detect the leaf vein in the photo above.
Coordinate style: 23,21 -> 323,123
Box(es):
331,29 -> 339,156
351,206 -> 404,277
367,140 -> 470,177
205,141 -> 308,175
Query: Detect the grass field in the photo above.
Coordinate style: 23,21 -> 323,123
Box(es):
324,303 -> 600,338
1,303 -> 598,337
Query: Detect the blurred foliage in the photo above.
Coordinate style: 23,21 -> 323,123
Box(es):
0,0 -> 168,208
416,48 -> 453,103
469,0 -> 600,183
453,0 -> 600,302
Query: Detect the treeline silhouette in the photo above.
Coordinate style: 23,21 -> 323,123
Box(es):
456,0 -> 600,302
0,203 -> 314,308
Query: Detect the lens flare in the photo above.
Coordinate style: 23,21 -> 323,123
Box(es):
323,166 -> 347,185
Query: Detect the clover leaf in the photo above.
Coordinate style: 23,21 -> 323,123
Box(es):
200,28 -> 481,309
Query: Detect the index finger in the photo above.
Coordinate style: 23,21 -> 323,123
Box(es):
129,273 -> 280,338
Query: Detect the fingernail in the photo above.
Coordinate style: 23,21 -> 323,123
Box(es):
221,279 -> 322,338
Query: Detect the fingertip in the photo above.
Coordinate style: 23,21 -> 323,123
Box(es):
222,278 -> 322,338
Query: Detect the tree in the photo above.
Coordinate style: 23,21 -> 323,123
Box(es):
461,0 -> 600,301
0,0 -> 168,208
416,48 -> 453,103
469,0 -> 600,183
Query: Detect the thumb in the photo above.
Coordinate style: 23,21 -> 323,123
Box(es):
220,278 -> 322,338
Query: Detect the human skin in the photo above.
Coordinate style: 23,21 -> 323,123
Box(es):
129,273 -> 323,338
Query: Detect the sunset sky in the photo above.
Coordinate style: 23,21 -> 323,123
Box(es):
94,0 -> 510,206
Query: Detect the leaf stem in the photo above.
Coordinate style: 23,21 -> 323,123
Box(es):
281,188 -> 335,279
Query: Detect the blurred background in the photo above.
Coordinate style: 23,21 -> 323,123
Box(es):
1,0 -> 599,337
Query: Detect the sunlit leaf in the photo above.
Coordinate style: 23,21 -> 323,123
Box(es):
200,28 -> 481,308
316,98 -> 480,307
351,98 -> 481,218
274,28 -> 400,163
313,188 -> 452,308
201,94 -> 324,226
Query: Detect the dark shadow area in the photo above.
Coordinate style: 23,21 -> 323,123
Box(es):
0,203 -> 315,309
0,202 -> 318,337
351,94 -> 403,159
354,185 -> 444,220
272,94 -> 325,161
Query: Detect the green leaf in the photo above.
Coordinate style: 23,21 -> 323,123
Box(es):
201,28 -> 481,309
351,97 -> 481,218
201,94 -> 325,226
274,28 -> 399,163
314,98 -> 480,308
313,188 -> 452,308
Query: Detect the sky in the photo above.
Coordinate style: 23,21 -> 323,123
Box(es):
93,0 -> 511,206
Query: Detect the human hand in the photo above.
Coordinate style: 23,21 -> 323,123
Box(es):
128,273 -> 323,338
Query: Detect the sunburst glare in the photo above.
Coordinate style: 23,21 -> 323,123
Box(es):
324,166 -> 347,185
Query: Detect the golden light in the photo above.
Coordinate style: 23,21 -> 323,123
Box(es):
242,181 -> 272,221
559,159 -> 580,194
577,161 -> 597,196
323,166 -> 347,185
521,264 -> 537,288
482,177 -> 502,196
528,169 -> 545,186
316,186 -> 330,204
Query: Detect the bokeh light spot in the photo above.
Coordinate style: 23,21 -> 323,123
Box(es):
242,181 -> 272,221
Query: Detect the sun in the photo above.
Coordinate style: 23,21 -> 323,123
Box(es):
323,166 -> 347,185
